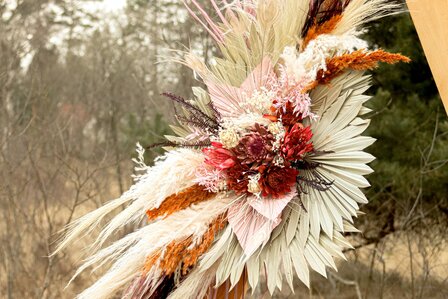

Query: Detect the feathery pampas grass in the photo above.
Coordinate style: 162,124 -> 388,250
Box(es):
54,149 -> 204,254
74,193 -> 237,299
167,263 -> 220,299
333,0 -> 402,35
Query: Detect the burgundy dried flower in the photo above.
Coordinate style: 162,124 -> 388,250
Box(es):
233,123 -> 275,168
227,163 -> 251,195
259,166 -> 299,198
281,123 -> 314,162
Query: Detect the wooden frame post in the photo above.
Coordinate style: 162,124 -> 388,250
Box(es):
406,0 -> 448,114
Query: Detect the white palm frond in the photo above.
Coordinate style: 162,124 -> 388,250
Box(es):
207,0 -> 310,86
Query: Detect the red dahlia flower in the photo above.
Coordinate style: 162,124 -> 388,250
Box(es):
259,166 -> 299,198
227,163 -> 251,194
282,123 -> 314,161
203,142 -> 235,170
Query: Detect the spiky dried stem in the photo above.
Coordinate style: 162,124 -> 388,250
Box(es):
146,140 -> 211,150
163,92 -> 219,126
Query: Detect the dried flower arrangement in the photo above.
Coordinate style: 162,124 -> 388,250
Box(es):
56,1 -> 410,298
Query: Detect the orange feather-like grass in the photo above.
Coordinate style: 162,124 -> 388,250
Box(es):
143,213 -> 227,275
305,49 -> 410,92
146,185 -> 214,220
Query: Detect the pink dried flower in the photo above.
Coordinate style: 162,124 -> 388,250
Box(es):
194,166 -> 227,193
269,67 -> 316,120
203,142 -> 236,170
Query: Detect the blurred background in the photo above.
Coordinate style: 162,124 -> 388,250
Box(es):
0,1 -> 447,298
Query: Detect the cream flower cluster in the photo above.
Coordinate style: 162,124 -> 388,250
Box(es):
282,34 -> 368,83
268,121 -> 286,152
218,127 -> 240,149
241,88 -> 277,115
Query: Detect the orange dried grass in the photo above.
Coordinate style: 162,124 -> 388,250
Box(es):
304,49 -> 411,92
302,15 -> 342,49
142,214 -> 227,275
146,184 -> 214,221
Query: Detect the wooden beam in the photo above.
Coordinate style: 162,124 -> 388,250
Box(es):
406,0 -> 448,114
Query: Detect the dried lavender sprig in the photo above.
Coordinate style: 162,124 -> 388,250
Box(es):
207,100 -> 222,122
176,115 -> 218,134
162,92 -> 220,127
146,140 -> 212,150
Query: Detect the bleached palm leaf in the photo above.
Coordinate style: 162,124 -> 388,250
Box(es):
205,69 -> 376,295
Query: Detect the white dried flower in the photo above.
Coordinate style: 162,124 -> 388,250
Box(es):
241,89 -> 275,115
221,113 -> 271,132
269,122 -> 285,152
216,180 -> 228,192
272,140 -> 281,152
219,127 -> 240,149
281,34 -> 368,83
247,173 -> 261,195
268,122 -> 284,135
273,155 -> 285,167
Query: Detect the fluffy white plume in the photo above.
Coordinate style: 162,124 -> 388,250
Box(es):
282,34 -> 367,83
75,193 -> 237,299
167,263 -> 219,299
334,0 -> 402,35
55,149 -> 204,254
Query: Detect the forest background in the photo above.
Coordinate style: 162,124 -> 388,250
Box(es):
0,0 -> 447,298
